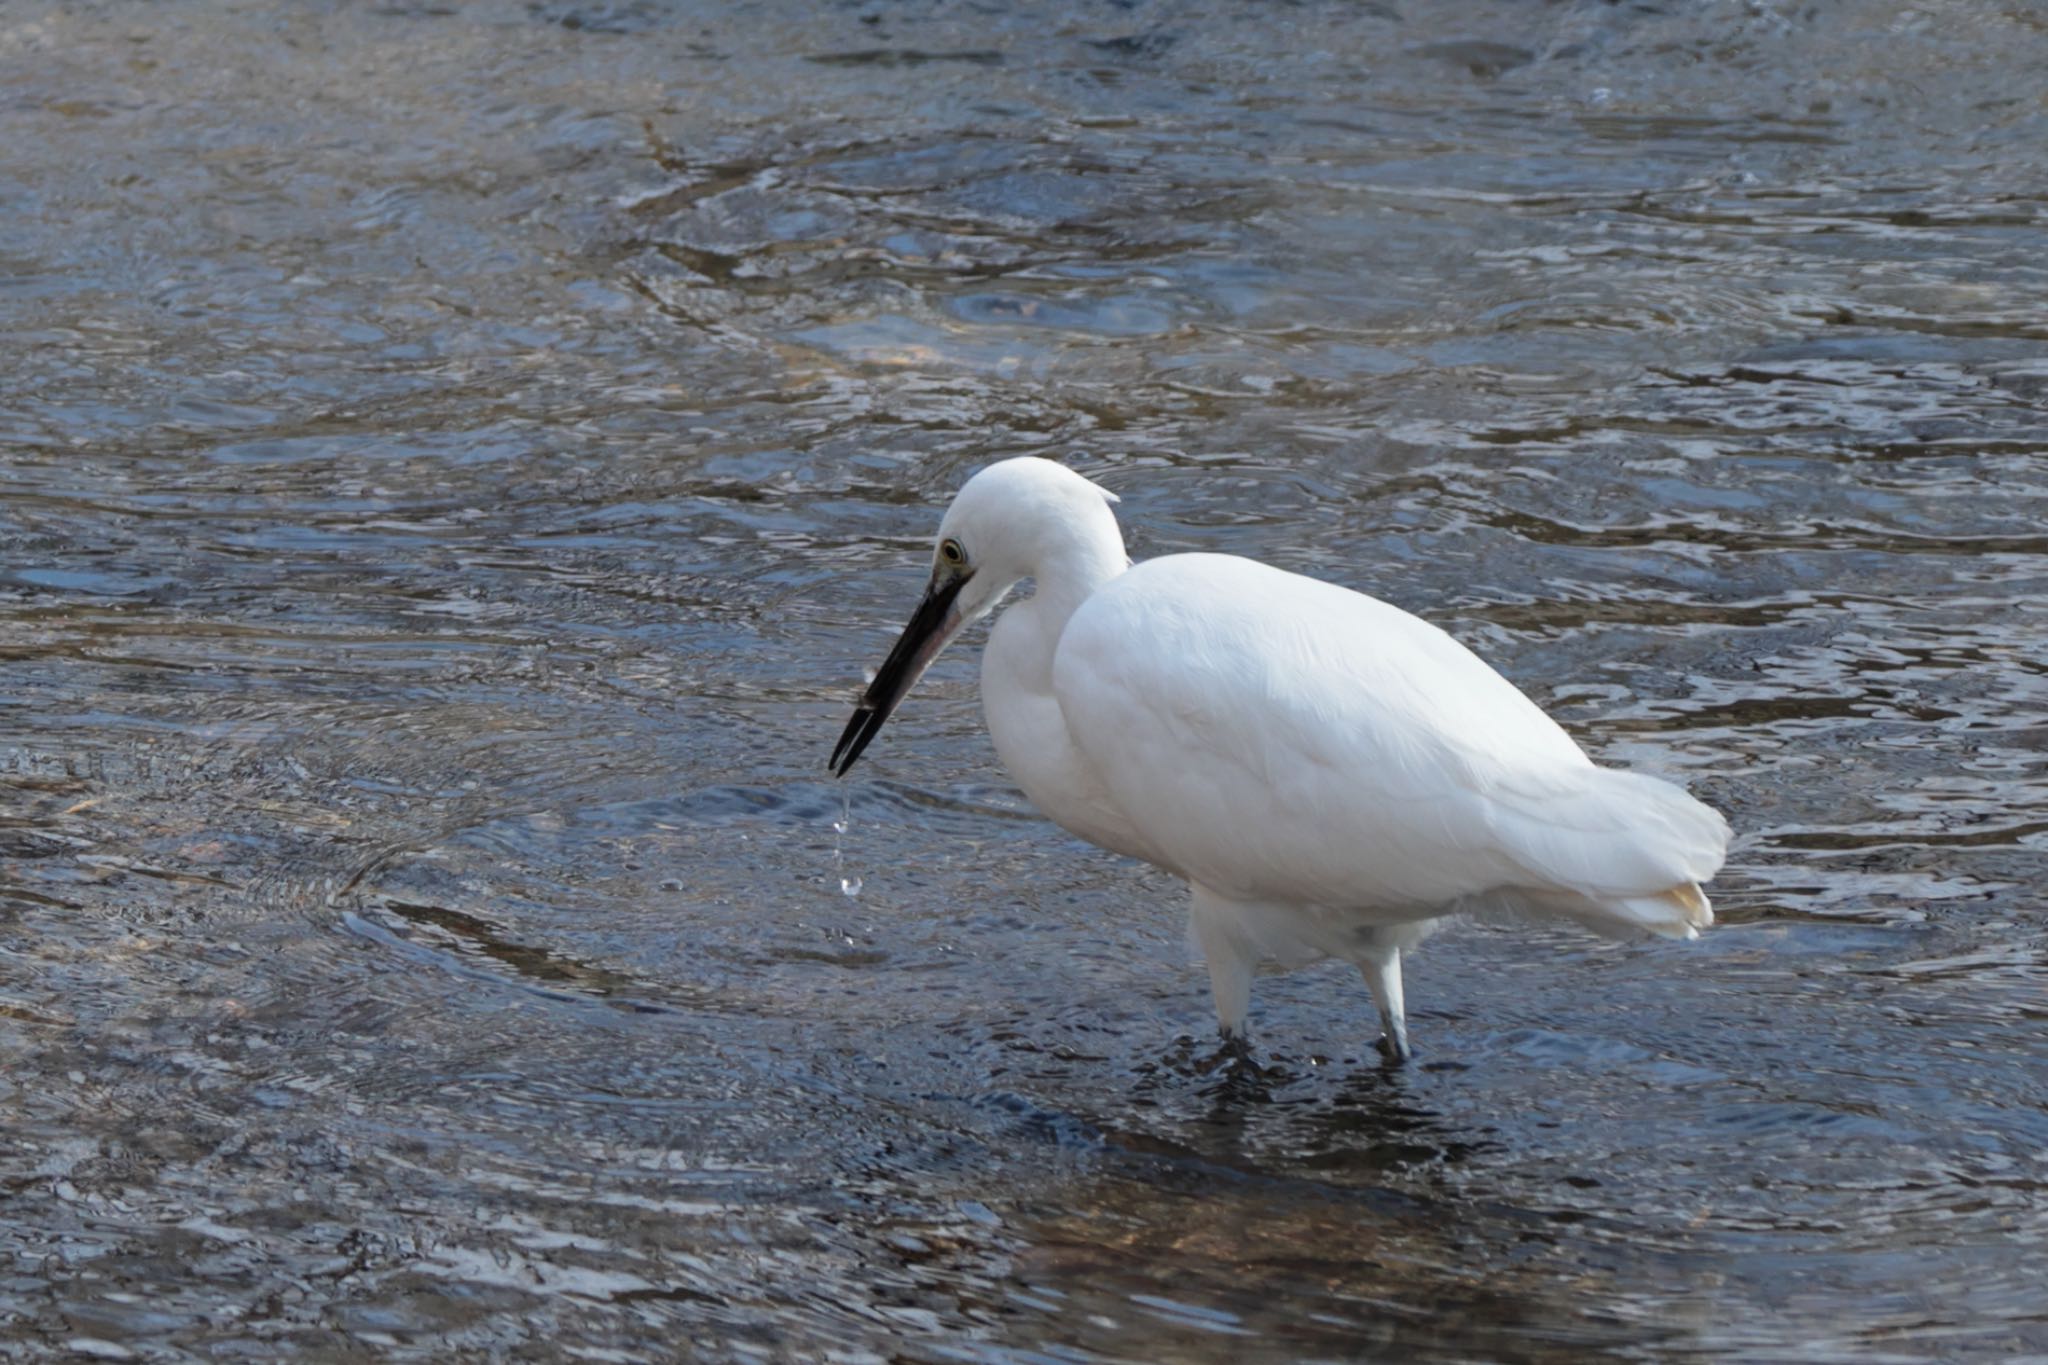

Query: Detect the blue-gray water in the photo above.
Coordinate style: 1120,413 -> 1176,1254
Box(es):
3,1 -> 2045,1358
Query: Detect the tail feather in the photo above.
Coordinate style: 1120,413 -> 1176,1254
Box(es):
1460,880 -> 1714,941
1489,765 -> 1730,902
1476,764 -> 1727,941
1603,882 -> 1714,939
1665,880 -> 1711,921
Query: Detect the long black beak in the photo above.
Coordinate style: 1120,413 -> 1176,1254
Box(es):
830,572 -> 971,777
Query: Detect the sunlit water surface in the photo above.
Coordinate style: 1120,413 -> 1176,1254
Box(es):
3,1 -> 2045,1358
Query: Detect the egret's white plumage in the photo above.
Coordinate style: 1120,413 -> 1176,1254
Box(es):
833,457 -> 1730,1061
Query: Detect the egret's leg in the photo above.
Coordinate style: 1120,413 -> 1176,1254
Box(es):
1357,945 -> 1412,1064
1189,887 -> 1256,1042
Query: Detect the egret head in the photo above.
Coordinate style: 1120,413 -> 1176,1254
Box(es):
830,458 -> 1122,776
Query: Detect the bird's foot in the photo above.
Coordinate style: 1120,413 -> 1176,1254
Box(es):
1190,1026 -> 1261,1076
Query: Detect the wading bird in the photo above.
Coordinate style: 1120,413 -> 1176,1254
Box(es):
831,458 -> 1729,1061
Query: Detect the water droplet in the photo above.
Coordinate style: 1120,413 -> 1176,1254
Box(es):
832,787 -> 863,898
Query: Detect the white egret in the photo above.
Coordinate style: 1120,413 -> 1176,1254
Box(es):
831,457 -> 1729,1062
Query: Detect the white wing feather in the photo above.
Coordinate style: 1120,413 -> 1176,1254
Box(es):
1051,555 -> 1727,934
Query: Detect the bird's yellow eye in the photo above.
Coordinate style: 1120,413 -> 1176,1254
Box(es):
939,538 -> 965,567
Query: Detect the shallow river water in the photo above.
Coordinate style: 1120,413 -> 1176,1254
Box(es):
3,1 -> 2046,1359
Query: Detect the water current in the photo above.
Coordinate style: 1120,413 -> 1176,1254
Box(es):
2,1 -> 2044,1358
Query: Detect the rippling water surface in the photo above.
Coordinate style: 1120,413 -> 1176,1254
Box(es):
3,1 -> 2045,1358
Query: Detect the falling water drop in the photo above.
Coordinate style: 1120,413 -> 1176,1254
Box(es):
833,786 -> 862,899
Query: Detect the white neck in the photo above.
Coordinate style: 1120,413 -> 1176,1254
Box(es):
1017,504 -> 1128,635
975,497 -> 1128,702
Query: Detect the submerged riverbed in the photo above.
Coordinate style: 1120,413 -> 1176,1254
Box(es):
2,1 -> 2045,1358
